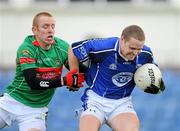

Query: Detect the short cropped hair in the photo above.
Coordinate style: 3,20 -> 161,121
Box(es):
121,25 -> 145,42
32,12 -> 53,27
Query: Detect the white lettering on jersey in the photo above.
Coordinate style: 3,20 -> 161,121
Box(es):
37,58 -> 51,64
112,72 -> 133,87
40,81 -> 49,87
78,46 -> 87,58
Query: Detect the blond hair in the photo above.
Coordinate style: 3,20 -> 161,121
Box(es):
32,12 -> 53,27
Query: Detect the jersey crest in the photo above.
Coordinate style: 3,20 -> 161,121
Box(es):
112,72 -> 133,87
22,49 -> 30,56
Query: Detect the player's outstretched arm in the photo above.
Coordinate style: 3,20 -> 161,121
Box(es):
68,47 -> 79,71
23,68 -> 84,90
67,47 -> 83,91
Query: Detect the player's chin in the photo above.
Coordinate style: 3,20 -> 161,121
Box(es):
127,56 -> 136,61
45,40 -> 54,45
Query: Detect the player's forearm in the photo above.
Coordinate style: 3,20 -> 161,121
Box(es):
23,68 -> 63,90
68,47 -> 79,71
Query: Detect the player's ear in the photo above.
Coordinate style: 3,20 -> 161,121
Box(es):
32,26 -> 37,35
120,35 -> 124,41
120,35 -> 126,45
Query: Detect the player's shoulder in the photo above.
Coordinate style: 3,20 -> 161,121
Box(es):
137,44 -> 154,63
53,36 -> 69,53
142,44 -> 151,51
141,44 -> 153,54
16,35 -> 37,57
92,37 -> 118,41
92,37 -> 118,44
91,37 -> 119,50
54,37 -> 69,47
137,44 -> 153,62
101,37 -> 119,46
54,37 -> 69,45
18,35 -> 36,50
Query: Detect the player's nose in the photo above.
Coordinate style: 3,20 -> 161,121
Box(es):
48,26 -> 54,33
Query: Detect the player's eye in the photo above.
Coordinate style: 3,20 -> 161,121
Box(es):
42,25 -> 48,29
130,47 -> 141,52
51,24 -> 55,29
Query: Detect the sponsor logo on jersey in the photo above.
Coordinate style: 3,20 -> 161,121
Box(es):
38,72 -> 59,79
78,46 -> 87,58
36,67 -> 62,79
40,81 -> 49,87
56,59 -> 60,65
123,62 -> 131,65
112,72 -> 133,87
109,63 -> 117,70
37,58 -> 51,64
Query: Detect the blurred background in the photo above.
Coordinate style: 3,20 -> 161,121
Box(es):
0,0 -> 180,131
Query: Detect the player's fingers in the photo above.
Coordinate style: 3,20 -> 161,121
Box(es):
78,73 -> 85,79
70,69 -> 78,74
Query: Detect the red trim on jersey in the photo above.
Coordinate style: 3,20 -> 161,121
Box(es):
32,40 -> 40,46
36,67 -> 63,79
36,67 -> 63,74
32,38 -> 40,46
20,58 -> 36,64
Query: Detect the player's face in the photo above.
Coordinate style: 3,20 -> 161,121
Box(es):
33,16 -> 55,46
121,37 -> 144,61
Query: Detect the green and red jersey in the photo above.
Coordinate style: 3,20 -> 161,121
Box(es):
6,35 -> 69,108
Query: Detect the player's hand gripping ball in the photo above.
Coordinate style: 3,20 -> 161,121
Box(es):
134,63 -> 165,94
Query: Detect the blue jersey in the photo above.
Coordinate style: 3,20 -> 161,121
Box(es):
72,37 -> 154,100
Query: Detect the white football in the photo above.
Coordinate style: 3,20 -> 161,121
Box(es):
134,63 -> 162,90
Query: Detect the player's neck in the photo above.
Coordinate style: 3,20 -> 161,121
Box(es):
40,43 -> 51,50
119,45 -> 128,61
35,36 -> 52,50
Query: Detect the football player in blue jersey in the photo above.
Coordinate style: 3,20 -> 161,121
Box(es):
68,25 -> 165,131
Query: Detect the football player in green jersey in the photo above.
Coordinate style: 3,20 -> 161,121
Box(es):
0,12 -> 84,131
